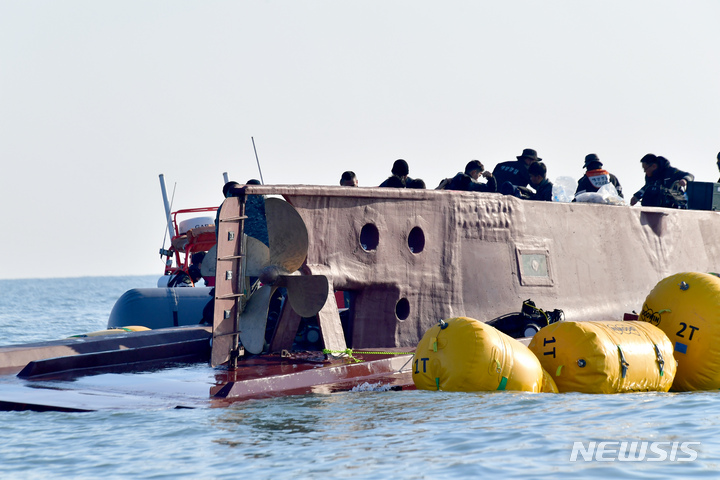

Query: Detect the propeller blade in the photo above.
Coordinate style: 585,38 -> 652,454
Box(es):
281,274 -> 329,318
245,235 -> 270,276
265,198 -> 308,274
203,235 -> 268,278
237,285 -> 275,355
200,245 -> 217,278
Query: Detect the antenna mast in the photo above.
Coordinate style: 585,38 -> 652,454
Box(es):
251,137 -> 265,185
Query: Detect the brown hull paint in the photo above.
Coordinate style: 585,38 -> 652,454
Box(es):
211,351 -> 415,402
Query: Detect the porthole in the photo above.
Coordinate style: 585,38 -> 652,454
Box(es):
395,298 -> 410,321
408,226 -> 425,254
360,223 -> 379,252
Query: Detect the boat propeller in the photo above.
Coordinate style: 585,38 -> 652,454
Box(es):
234,197 -> 329,354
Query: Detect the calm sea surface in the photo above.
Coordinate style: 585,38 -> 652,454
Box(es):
1,276 -> 719,479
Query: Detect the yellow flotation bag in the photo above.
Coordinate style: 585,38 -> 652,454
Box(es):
69,326 -> 150,338
528,321 -> 675,394
412,317 -> 557,393
639,272 -> 720,391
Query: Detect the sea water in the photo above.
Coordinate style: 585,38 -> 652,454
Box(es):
1,277 -> 719,479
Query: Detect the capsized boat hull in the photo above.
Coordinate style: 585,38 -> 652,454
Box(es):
236,186 -> 720,351
5,186 -> 716,410
110,187 -> 720,354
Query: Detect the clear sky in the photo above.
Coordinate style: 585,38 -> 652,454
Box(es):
1,1 -> 719,280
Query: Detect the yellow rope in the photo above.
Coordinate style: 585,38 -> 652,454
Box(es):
323,348 -> 414,355
322,348 -> 415,363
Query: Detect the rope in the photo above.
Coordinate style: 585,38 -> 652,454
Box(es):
523,300 -> 550,326
323,348 -> 414,356
355,349 -> 415,355
322,348 -> 415,363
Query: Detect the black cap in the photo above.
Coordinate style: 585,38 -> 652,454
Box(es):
583,154 -> 603,169
517,148 -> 541,162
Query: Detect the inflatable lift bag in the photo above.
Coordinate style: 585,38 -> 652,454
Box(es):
641,272 -> 720,391
528,321 -> 675,394
413,317 -> 557,393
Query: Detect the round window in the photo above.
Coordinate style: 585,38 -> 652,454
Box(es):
395,298 -> 410,321
360,223 -> 379,251
408,226 -> 425,253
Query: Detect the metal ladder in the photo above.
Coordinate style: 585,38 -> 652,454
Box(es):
214,193 -> 248,369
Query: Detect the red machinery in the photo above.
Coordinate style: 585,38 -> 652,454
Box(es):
160,206 -> 218,285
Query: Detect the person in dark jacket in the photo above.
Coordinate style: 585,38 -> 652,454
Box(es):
493,148 -> 541,191
215,181 -> 240,239
442,160 -> 497,193
379,159 -> 411,188
527,161 -> 553,201
575,154 -> 624,198
217,179 -> 269,246
406,178 -> 426,189
716,152 -> 720,182
340,171 -> 358,187
630,154 -> 694,208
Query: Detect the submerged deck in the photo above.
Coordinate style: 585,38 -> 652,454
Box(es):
0,350 -> 414,412
0,327 -> 414,411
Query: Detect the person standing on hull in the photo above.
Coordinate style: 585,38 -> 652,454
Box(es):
379,159 -> 411,188
495,148 -> 542,198
716,152 -> 720,182
527,162 -> 553,201
406,178 -> 426,189
217,179 -> 269,247
215,181 -> 240,239
630,154 -> 694,208
575,153 -> 624,198
241,179 -> 269,247
494,148 -> 541,196
340,171 -> 358,186
442,160 -> 497,192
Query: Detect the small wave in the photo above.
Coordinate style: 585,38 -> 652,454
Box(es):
350,382 -> 393,392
